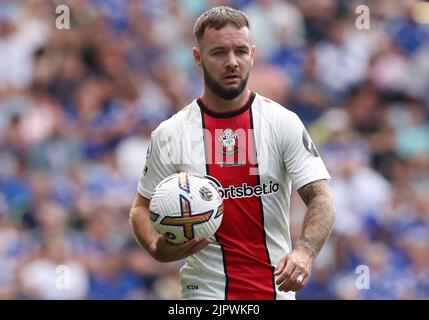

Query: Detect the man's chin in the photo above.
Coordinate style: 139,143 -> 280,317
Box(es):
221,85 -> 240,92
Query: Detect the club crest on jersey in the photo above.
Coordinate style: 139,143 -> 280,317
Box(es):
218,129 -> 239,155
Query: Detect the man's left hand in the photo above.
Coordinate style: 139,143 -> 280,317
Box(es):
274,246 -> 314,292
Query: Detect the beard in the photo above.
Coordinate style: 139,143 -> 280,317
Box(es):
202,62 -> 249,100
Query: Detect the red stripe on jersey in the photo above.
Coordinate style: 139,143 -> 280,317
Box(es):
199,92 -> 275,300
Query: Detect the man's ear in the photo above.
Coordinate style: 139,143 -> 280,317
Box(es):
250,45 -> 256,67
193,47 -> 202,70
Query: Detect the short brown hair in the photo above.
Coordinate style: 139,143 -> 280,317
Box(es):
194,6 -> 250,42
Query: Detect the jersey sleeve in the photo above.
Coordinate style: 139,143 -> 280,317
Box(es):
282,111 -> 331,190
137,128 -> 177,199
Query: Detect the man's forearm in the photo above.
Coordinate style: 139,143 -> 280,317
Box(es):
297,180 -> 336,258
129,203 -> 158,254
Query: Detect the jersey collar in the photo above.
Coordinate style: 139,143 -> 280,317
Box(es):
197,92 -> 256,119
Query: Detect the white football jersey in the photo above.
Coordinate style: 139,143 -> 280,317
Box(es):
138,92 -> 331,300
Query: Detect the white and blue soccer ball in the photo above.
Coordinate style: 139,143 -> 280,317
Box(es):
149,172 -> 224,244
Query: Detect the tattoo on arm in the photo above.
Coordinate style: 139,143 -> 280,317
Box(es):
297,179 -> 336,258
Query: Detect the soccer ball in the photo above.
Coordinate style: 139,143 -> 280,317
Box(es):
149,172 -> 224,244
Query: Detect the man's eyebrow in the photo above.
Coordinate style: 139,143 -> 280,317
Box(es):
208,46 -> 227,52
208,45 -> 249,52
235,45 -> 250,51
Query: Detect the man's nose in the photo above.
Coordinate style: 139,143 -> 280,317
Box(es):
225,51 -> 238,69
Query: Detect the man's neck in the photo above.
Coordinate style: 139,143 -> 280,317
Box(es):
202,88 -> 251,113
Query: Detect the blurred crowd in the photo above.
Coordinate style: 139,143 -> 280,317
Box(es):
1,0 -> 428,299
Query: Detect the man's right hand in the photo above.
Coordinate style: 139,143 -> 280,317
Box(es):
149,234 -> 212,263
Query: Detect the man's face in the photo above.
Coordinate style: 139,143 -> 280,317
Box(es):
193,24 -> 255,100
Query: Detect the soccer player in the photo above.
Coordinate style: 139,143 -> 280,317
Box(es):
130,6 -> 335,300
